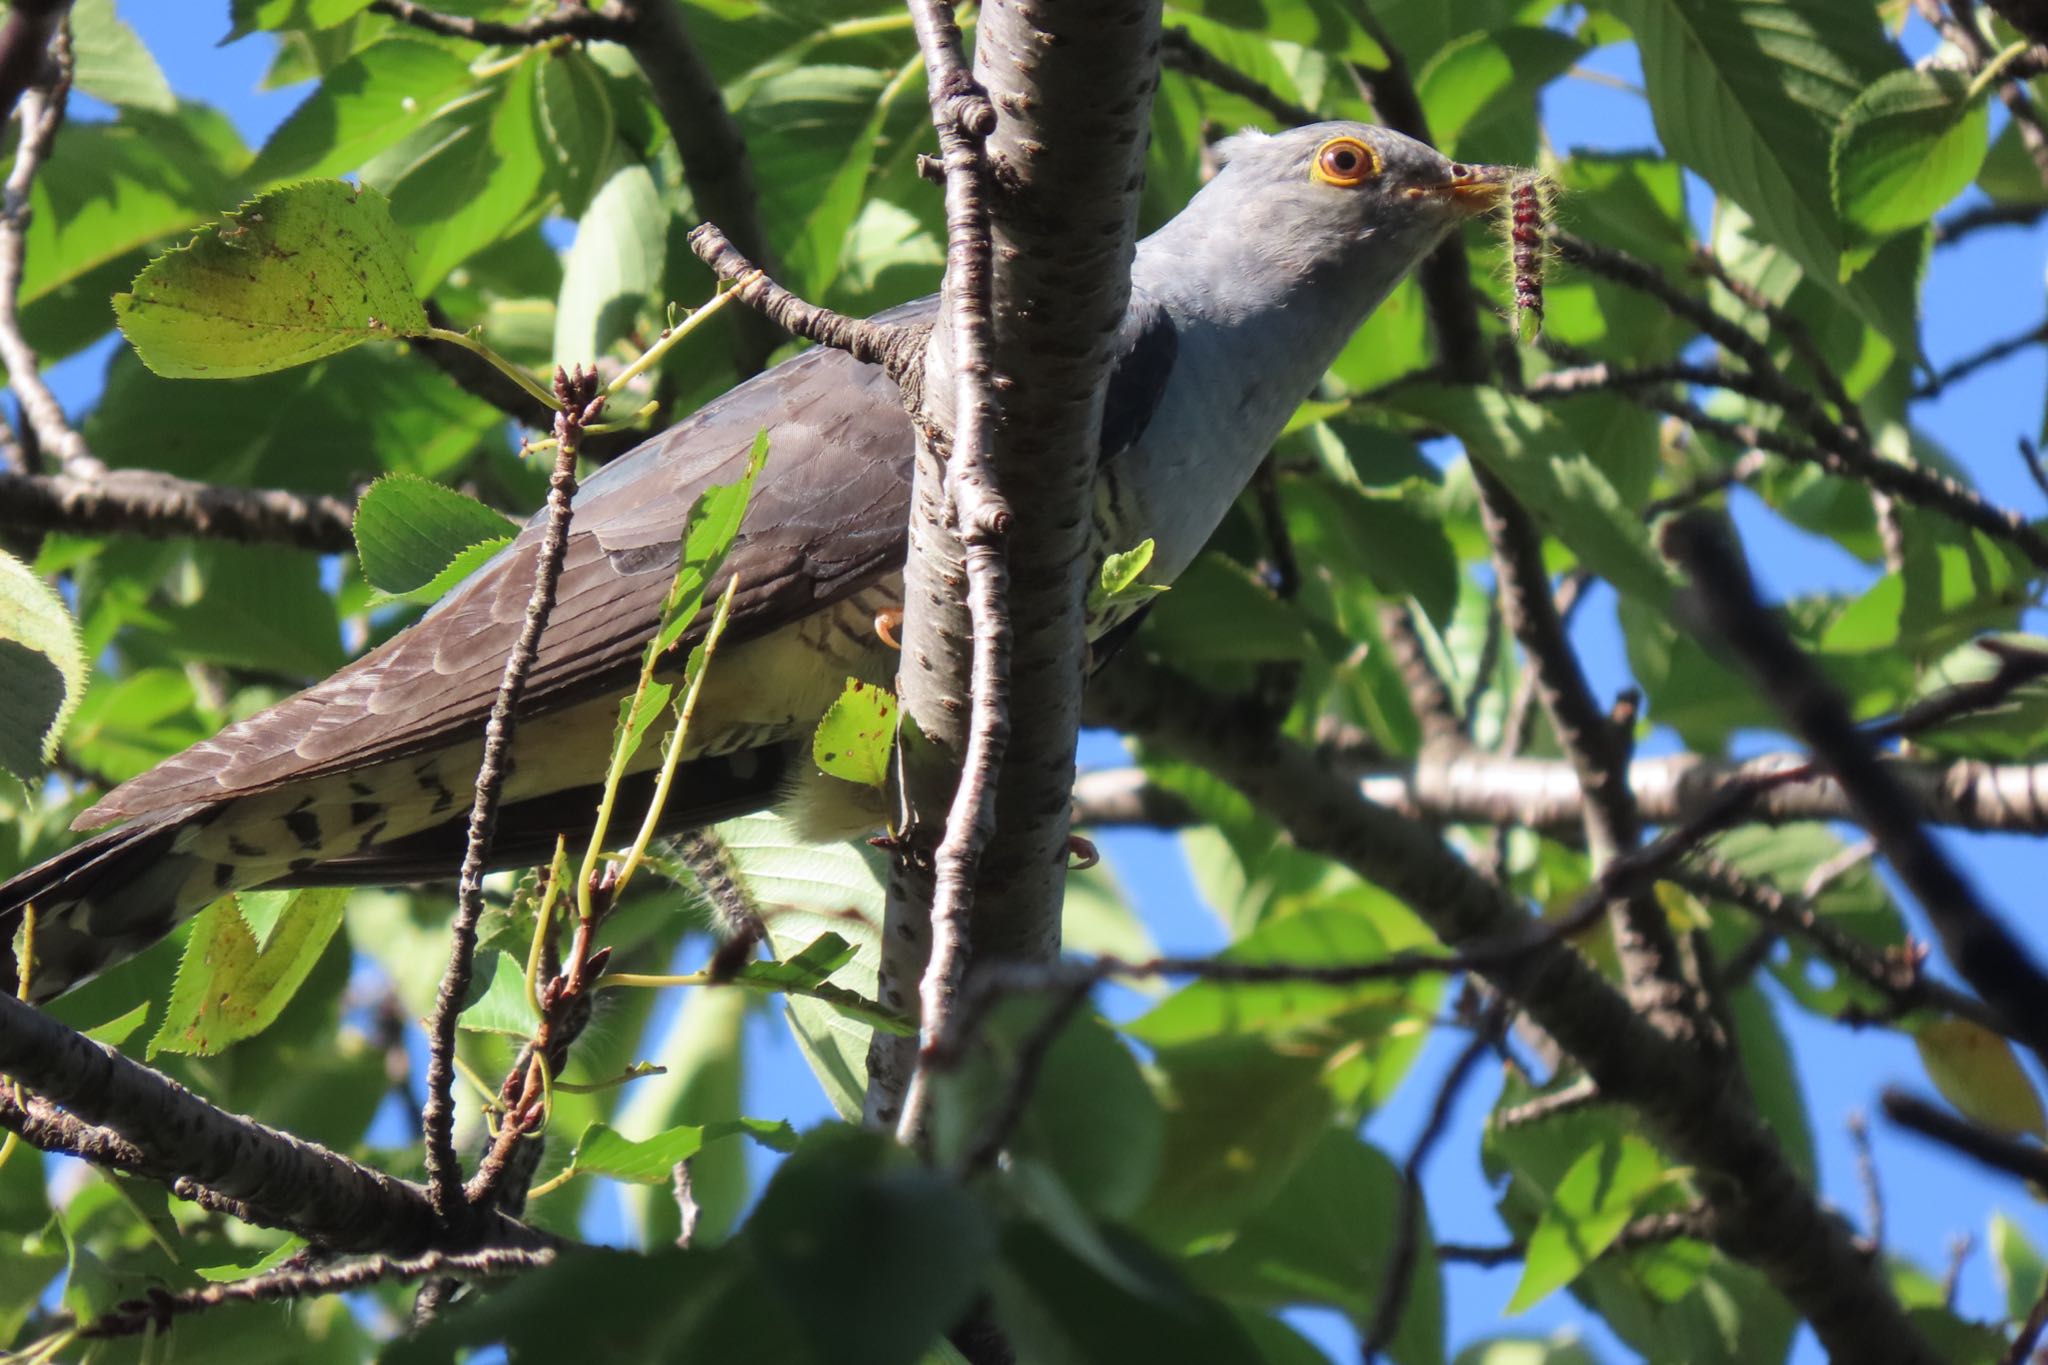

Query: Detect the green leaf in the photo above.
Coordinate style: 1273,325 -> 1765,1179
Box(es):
115,181 -> 430,379
366,63 -> 549,292
813,678 -> 897,789
726,932 -> 913,1035
1169,0 -> 1386,64
366,536 -> 512,610
247,38 -> 475,184
1415,27 -> 1584,162
995,1217 -> 1266,1365
82,1002 -> 150,1048
1138,1039 -> 1334,1246
1140,554 -> 1319,661
352,472 -> 517,595
720,813 -> 888,1118
148,889 -> 348,1058
234,889 -> 293,950
1991,1212 -> 2047,1322
1089,537 -> 1171,616
652,431 -> 770,659
1604,0 -> 1911,349
195,1236 -> 307,1283
1394,385 -> 1674,608
1832,68 -> 1990,251
750,1126 -> 997,1365
554,161 -> 666,366
536,48 -> 618,218
1507,1136 -> 1669,1312
1128,905 -> 1395,1047
0,549 -> 86,782
456,949 -> 541,1038
1183,1130 -> 1443,1365
615,987 -> 749,1248
70,0 -> 176,113
565,1118 -> 796,1185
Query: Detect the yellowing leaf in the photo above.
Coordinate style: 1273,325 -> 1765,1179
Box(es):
1913,1017 -> 2048,1138
148,889 -> 348,1057
813,678 -> 897,789
115,180 -> 429,379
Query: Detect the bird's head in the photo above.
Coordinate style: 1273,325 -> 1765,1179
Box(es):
1191,121 -> 1512,290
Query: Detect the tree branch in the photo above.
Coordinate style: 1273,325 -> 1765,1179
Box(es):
1088,654 -> 1939,1364
687,224 -> 928,379
420,367 -> 599,1212
0,468 -> 356,551
0,992 -> 545,1253
871,0 -> 1161,1148
1664,515 -> 2048,1068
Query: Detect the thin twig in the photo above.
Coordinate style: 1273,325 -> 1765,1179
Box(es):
2003,1276 -> 2048,1365
79,1246 -> 556,1339
1678,856 -> 2014,1038
0,25 -> 93,477
368,0 -> 626,43
420,367 -> 601,1213
1160,26 -> 1318,125
1882,1087 -> 2048,1187
687,224 -> 927,381
1665,516 -> 2048,1068
1847,1110 -> 1885,1250
1365,1021 -> 1497,1360
892,0 -> 1009,1150
1914,319 -> 2048,401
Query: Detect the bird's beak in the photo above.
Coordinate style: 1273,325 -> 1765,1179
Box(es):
1415,163 -> 1513,215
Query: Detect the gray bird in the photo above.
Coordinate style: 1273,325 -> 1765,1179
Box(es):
1,122 -> 1507,999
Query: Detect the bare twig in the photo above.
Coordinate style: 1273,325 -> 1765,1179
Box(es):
0,25 -> 93,477
1160,26 -> 1318,125
1665,516 -> 2048,1068
1882,1087 -> 2048,1188
79,1246 -> 556,1339
368,0 -> 626,43
1366,1022 -> 1497,1361
1678,857 -> 2014,1039
1941,1231 -> 1972,1310
1847,1110 -> 1884,1250
688,224 -> 928,381
0,468 -> 356,551
1935,201 -> 2048,244
2004,1276 -> 2048,1365
1494,1075 -> 1602,1129
420,367 -> 601,1213
888,0 -> 1009,1149
1914,319 -> 2048,401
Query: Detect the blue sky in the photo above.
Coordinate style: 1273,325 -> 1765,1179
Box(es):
44,6 -> 2048,1362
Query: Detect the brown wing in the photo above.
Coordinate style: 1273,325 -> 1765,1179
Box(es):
79,337 -> 918,828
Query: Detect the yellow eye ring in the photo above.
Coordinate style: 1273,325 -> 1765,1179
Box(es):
1311,136 -> 1379,188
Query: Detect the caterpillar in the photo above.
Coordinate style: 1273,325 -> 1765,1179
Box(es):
1504,173 -> 1553,343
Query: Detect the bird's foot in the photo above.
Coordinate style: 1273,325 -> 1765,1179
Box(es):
873,607 -> 903,650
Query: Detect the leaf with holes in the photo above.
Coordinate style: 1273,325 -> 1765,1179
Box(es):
812,679 -> 897,789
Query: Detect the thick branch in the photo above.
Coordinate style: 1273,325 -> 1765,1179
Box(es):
0,992 -> 543,1253
871,0 -> 1161,1144
1088,655 -> 1937,1364
1074,751 -> 2048,835
0,468 -> 356,551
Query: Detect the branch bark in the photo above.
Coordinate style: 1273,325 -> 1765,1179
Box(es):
867,0 -> 1162,1140
1087,655 -> 1938,1365
0,468 -> 356,551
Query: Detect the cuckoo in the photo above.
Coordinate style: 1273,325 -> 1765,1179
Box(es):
1,123 -> 1508,999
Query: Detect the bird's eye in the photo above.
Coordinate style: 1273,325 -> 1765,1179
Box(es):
1311,136 -> 1378,188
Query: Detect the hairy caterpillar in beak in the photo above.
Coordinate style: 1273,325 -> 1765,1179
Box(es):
1501,172 -> 1555,343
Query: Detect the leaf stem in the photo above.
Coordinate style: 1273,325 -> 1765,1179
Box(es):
613,577 -> 740,900
1966,41 -> 2034,105
425,327 -> 562,412
604,282 -> 751,398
